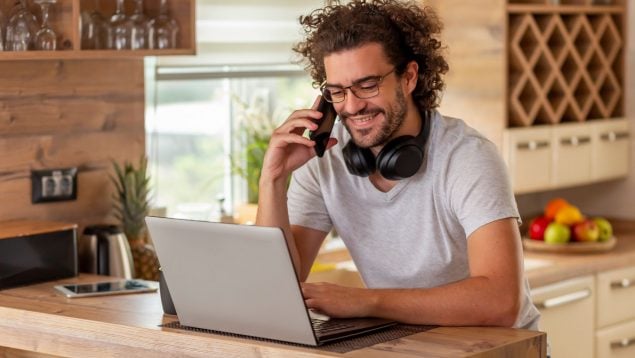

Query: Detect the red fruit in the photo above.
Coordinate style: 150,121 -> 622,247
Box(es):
529,216 -> 551,241
571,219 -> 600,242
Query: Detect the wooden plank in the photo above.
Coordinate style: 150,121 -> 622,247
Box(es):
0,275 -> 546,358
424,0 -> 507,151
0,59 -> 144,227
0,100 -> 143,136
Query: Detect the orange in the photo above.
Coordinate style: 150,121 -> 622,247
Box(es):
544,198 -> 569,220
554,205 -> 584,226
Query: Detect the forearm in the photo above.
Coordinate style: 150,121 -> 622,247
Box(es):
369,276 -> 521,327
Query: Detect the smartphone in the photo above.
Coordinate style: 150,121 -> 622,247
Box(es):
54,279 -> 158,298
309,97 -> 337,157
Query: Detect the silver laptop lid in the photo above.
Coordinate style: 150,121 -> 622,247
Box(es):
146,217 -> 317,346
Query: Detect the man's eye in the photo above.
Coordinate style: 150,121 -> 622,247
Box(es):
357,82 -> 379,91
328,89 -> 344,96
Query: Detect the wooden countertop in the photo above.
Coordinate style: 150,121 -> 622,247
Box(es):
0,275 -> 546,357
0,219 -> 77,240
524,232 -> 635,287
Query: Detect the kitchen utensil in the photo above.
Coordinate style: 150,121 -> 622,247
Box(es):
79,225 -> 134,279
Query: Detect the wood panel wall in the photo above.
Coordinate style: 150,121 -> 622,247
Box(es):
0,60 -> 145,231
425,0 -> 507,151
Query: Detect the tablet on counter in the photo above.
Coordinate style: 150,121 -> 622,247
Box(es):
54,279 -> 158,298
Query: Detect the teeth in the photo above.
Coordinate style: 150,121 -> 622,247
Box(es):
351,115 -> 374,123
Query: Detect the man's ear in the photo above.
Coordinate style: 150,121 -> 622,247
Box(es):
403,61 -> 419,94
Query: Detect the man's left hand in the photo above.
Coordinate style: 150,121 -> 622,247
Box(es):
301,282 -> 377,318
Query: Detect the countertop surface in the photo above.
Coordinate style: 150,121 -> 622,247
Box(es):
0,275 -> 545,358
523,231 -> 635,287
314,226 -> 635,289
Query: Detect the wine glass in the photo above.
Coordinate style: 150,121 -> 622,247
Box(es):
81,0 -> 110,49
34,0 -> 57,51
109,0 -> 131,50
148,0 -> 179,50
129,0 -> 148,50
5,0 -> 38,51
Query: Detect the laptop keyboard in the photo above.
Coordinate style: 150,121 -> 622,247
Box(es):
311,318 -> 357,335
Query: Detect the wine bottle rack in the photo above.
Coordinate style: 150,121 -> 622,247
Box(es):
507,3 -> 625,126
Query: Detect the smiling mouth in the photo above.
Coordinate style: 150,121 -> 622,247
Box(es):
344,111 -> 381,127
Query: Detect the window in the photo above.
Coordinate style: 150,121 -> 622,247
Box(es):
145,0 -> 324,220
146,65 -> 317,219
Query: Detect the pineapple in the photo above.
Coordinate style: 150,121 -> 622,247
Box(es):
111,156 -> 159,281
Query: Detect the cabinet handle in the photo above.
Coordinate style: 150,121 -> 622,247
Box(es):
610,278 -> 635,289
610,337 -> 635,350
535,288 -> 591,309
601,131 -> 630,142
560,136 -> 591,146
517,141 -> 550,150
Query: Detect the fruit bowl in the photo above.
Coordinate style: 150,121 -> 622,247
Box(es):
522,236 -> 617,254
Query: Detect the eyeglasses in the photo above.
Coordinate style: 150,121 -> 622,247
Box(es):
320,68 -> 396,103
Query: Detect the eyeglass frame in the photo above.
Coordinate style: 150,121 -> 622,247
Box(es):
319,68 -> 397,103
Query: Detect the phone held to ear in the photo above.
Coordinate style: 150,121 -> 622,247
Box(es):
309,97 -> 337,157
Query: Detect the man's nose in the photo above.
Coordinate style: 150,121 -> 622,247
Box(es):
339,89 -> 367,116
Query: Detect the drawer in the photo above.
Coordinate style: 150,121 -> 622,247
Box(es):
531,275 -> 595,358
552,122 -> 593,187
503,126 -> 552,194
597,266 -> 635,328
592,119 -> 630,181
596,319 -> 635,358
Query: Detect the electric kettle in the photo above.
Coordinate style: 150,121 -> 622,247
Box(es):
78,225 -> 135,279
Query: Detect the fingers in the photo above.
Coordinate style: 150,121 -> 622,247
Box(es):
269,132 -> 315,149
277,108 -> 322,136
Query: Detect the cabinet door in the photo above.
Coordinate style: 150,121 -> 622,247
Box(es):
552,123 -> 593,187
596,320 -> 635,358
592,119 -> 630,181
531,275 -> 595,358
503,126 -> 552,194
597,266 -> 635,328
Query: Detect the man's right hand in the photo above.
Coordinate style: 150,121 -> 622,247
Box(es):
260,96 -> 338,183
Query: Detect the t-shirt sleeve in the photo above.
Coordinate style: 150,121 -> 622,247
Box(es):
287,161 -> 333,233
444,136 -> 521,239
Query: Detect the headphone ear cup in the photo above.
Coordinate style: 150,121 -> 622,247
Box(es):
343,141 -> 376,177
376,135 -> 424,180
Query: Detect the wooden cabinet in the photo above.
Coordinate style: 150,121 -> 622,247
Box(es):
592,119 -> 631,181
427,0 -> 628,194
504,118 -> 630,193
531,265 -> 635,358
0,0 -> 195,60
596,265 -> 635,358
531,275 -> 596,358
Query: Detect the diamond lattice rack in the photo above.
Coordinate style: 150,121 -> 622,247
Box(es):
507,0 -> 625,127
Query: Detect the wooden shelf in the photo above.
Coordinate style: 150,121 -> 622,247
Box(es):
507,6 -> 625,126
508,4 -> 625,14
0,0 -> 195,60
0,49 -> 194,61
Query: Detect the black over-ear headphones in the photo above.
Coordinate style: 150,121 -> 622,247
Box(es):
342,111 -> 431,180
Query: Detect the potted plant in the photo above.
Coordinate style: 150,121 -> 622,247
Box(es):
111,156 -> 160,281
230,97 -> 283,223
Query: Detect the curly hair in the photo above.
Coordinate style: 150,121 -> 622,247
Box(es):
293,0 -> 449,111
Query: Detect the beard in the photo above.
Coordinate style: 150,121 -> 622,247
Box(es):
341,86 -> 408,149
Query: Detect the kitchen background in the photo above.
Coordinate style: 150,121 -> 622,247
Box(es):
0,0 -> 633,230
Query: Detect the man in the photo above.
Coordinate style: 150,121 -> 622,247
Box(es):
256,0 -> 540,329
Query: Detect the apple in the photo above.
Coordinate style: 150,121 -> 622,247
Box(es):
528,216 -> 551,241
593,217 -> 613,242
571,219 -> 600,242
544,222 -> 571,244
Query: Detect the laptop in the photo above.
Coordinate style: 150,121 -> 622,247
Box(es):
146,216 -> 397,346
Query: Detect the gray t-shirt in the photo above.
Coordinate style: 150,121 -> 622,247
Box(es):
287,110 -> 540,330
